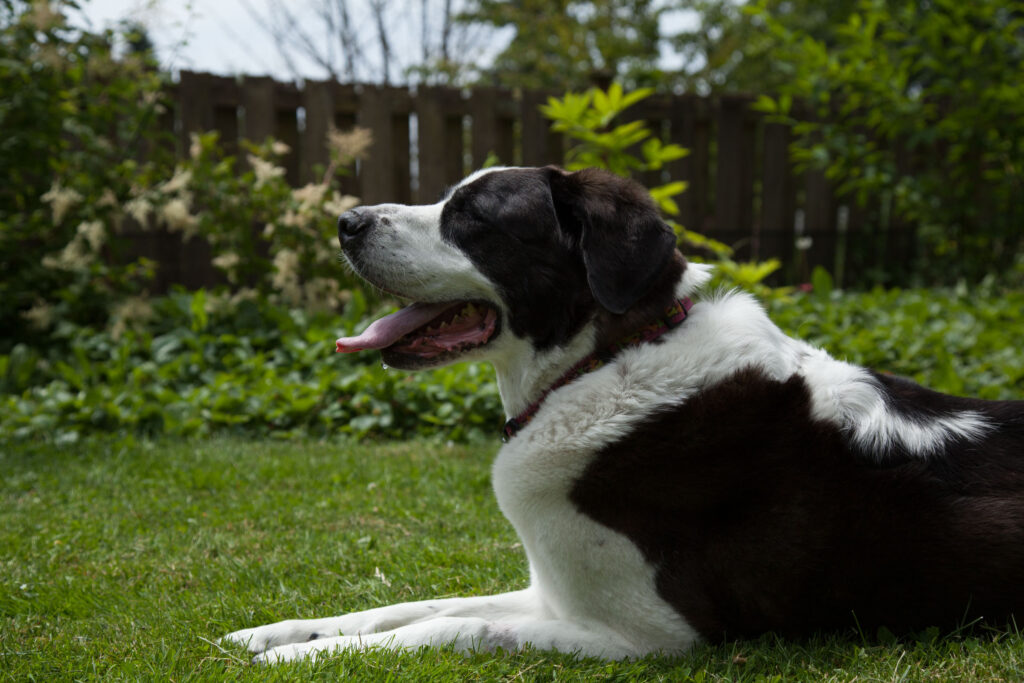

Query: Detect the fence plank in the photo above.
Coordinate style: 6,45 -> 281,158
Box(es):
470,87 -> 515,169
302,80 -> 333,184
417,87 -> 464,203
802,165 -> 835,281
760,121 -> 795,265
357,86 -> 413,204
331,83 -> 361,199
520,90 -> 561,166
669,95 -> 711,236
714,96 -> 756,255
275,101 -> 301,185
242,76 -> 275,143
177,71 -> 215,153
391,91 -> 412,205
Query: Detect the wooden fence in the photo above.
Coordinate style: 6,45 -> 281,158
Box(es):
141,70 -> 913,290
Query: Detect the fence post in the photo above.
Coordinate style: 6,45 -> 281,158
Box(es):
669,95 -> 710,235
760,120 -> 796,267
416,86 -> 465,203
520,90 -> 562,166
241,75 -> 275,168
357,86 -> 412,204
714,95 -> 757,254
470,87 -> 515,169
302,80 -> 333,185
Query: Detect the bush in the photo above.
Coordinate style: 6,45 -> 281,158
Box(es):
0,1 -> 171,351
767,277 -> 1024,400
0,1 -> 373,353
750,0 -> 1024,285
542,84 -> 789,300
0,290 -> 502,445
2,285 -> 1020,444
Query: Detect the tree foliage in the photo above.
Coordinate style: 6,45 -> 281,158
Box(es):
461,0 -> 666,90
667,0 -> 865,94
751,0 -> 1024,283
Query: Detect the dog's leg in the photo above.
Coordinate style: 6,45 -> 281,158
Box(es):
253,616 -> 646,663
221,588 -> 540,653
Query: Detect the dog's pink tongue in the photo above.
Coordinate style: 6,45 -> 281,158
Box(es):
335,302 -> 453,353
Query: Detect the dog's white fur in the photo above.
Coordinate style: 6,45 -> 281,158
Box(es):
222,168 -> 993,662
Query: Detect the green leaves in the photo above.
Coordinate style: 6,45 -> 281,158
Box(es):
768,285 -> 1024,400
0,291 -> 503,444
542,84 -> 689,215
749,0 -> 1024,283
2,285 -> 1020,445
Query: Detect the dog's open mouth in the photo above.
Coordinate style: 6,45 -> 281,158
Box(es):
335,300 -> 500,368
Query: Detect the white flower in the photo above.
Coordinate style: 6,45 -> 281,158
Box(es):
212,252 -> 241,283
272,249 -> 302,304
41,183 -> 83,224
324,192 -> 360,217
42,236 -> 92,271
292,183 -> 327,210
248,155 -> 285,189
124,197 -> 152,225
280,210 -> 303,228
326,126 -> 373,164
303,278 -> 341,312
111,296 -> 153,324
271,141 -> 291,156
109,296 -> 153,340
97,188 -> 118,208
160,198 -> 198,239
189,133 -> 203,160
22,300 -> 55,330
76,220 -> 106,252
159,168 -> 193,194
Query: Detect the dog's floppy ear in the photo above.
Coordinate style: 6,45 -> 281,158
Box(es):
546,166 -> 677,315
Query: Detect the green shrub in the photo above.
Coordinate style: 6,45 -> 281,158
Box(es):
0,2 -> 374,353
767,276 -> 1024,400
1,285 -> 1020,444
542,84 -> 788,300
750,0 -> 1024,285
0,290 -> 502,445
0,2 -> 171,351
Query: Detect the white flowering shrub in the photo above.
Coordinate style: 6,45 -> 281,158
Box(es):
123,129 -> 368,314
1,1 -> 171,351
1,1 -> 373,353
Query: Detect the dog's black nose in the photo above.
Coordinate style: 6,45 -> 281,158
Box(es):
338,208 -> 373,248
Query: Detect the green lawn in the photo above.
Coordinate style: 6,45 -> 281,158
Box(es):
2,437 -> 1023,681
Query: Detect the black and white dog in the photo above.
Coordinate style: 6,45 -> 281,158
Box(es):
224,166 -> 1024,663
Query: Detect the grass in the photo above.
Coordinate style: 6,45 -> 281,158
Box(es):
2,436 -> 1024,681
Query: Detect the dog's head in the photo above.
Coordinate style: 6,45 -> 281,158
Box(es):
335,166 -> 685,370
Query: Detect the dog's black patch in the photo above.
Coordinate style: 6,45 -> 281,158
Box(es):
570,367 -> 1024,640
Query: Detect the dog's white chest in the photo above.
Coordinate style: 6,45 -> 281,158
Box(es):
492,402 -> 697,653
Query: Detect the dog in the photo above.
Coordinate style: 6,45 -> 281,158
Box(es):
223,166 -> 1024,663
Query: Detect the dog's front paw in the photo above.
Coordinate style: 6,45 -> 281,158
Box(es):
253,637 -> 348,664
221,620 -> 321,653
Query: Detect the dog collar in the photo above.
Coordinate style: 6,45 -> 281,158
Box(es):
502,297 -> 695,441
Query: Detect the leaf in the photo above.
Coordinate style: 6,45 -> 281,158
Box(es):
811,266 -> 834,299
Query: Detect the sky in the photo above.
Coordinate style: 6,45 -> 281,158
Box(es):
77,0 -> 354,79
74,0 -> 697,82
